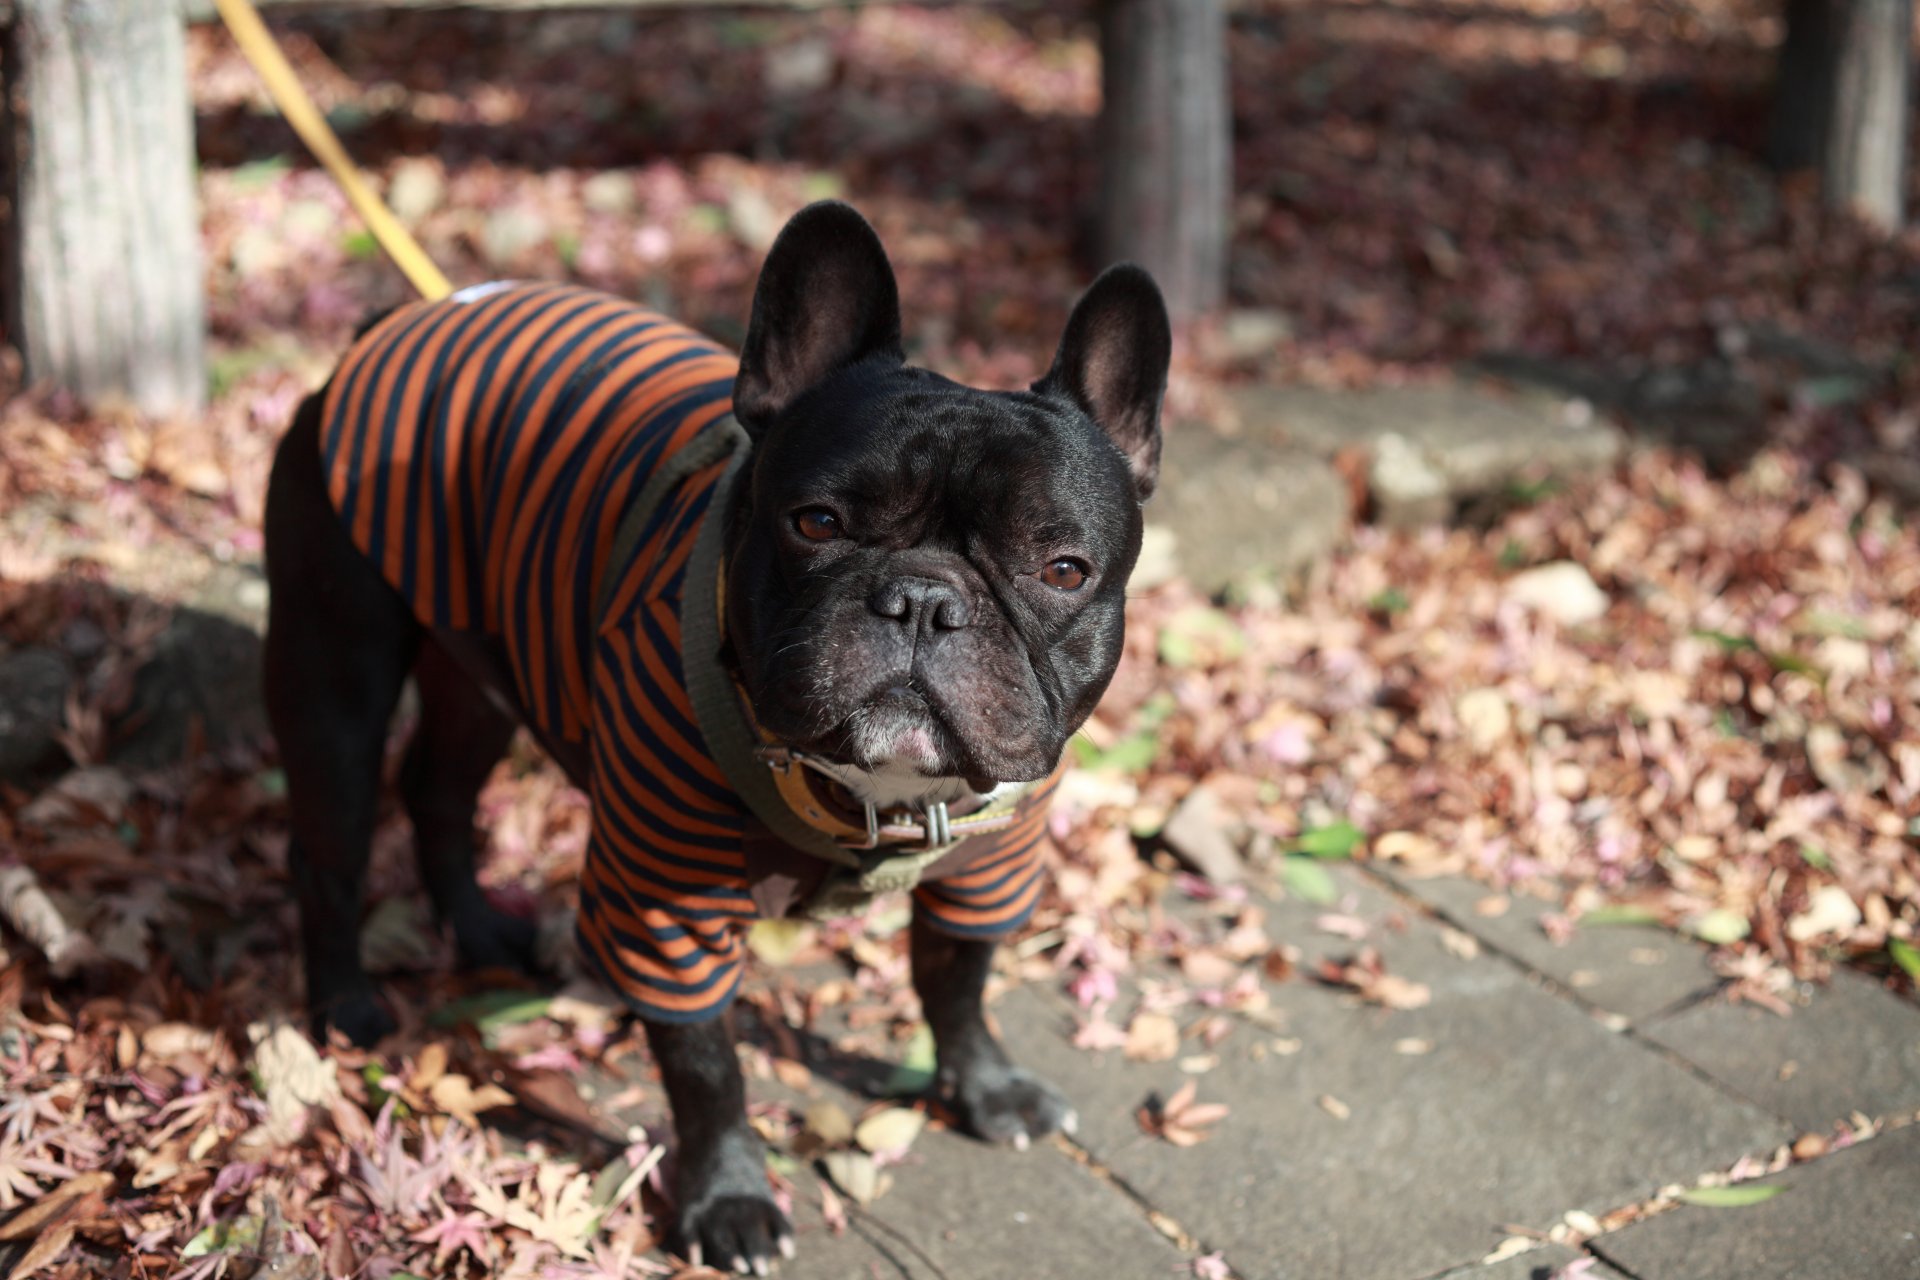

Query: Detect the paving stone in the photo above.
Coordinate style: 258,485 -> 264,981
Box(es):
1641,968 -> 1920,1131
1593,1124 -> 1920,1280
1148,433 -> 1350,592
583,997 -> 1189,1280
1153,378 -> 1622,587
996,870 -> 1789,1280
776,1124 -> 1189,1280
1436,1243 -> 1628,1279
1173,859 -> 1458,974
1378,872 -> 1721,1024
1232,380 -> 1621,497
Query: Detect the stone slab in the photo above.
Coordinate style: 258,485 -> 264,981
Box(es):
1148,433 -> 1350,591
1641,968 -> 1920,1132
1167,859 -> 1437,974
996,875 -> 1789,1280
776,1122 -> 1190,1280
1593,1124 -> 1920,1280
1437,1244 -> 1628,1279
1230,381 -> 1621,516
1378,872 -> 1722,1024
582,999 -> 1190,1280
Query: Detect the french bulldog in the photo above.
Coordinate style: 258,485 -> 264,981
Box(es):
262,201 -> 1170,1273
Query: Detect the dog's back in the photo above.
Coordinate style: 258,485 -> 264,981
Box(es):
320,282 -> 738,736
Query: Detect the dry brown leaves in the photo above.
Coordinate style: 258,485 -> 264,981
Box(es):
4,3 -> 1920,1273
1315,948 -> 1434,1011
1138,1080 -> 1231,1147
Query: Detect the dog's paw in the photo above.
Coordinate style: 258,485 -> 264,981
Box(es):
949,1061 -> 1077,1149
315,989 -> 395,1049
675,1130 -> 795,1275
452,903 -> 540,976
680,1194 -> 795,1276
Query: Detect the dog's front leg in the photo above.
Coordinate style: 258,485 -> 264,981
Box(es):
910,911 -> 1076,1147
645,1015 -> 793,1274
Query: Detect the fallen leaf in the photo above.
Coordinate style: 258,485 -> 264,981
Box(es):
1294,821 -> 1364,859
0,1170 -> 112,1242
1316,948 -> 1432,1010
1138,1079 -> 1230,1147
430,990 -> 552,1031
821,1150 -> 890,1206
0,865 -> 105,977
6,1220 -> 78,1278
803,1102 -> 854,1148
1124,1012 -> 1181,1063
884,1023 -> 937,1095
1676,1183 -> 1786,1207
410,1041 -> 450,1092
1890,939 -> 1920,981
1785,885 -> 1861,942
250,1021 -> 340,1144
745,918 -> 815,967
428,1074 -> 515,1128
1315,912 -> 1370,940
1686,909 -> 1751,945
1280,857 -> 1338,905
853,1107 -> 926,1157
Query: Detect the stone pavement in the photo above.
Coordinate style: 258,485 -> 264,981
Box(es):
692,863 -> 1920,1280
1147,380 -> 1622,593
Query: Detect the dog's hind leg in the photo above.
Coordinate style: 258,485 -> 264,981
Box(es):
401,641 -> 537,975
264,393 -> 421,1047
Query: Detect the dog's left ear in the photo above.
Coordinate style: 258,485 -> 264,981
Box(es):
1032,264 -> 1171,502
734,201 -> 905,435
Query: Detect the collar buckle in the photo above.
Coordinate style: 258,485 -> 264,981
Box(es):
753,745 -> 956,852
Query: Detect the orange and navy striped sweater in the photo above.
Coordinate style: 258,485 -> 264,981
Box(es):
319,282 -> 1050,1021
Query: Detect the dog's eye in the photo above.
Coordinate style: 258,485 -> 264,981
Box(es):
794,509 -> 843,542
1039,558 -> 1088,591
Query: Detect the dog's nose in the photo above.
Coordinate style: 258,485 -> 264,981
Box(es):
870,577 -> 971,630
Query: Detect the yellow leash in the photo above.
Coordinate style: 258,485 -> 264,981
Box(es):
213,0 -> 453,302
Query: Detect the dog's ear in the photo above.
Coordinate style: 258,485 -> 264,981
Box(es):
1032,264 -> 1171,502
734,201 -> 904,435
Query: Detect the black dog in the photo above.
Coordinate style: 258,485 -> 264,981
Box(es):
264,202 -> 1169,1272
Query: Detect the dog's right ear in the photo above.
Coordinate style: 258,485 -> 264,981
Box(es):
734,201 -> 905,436
1032,264 -> 1171,502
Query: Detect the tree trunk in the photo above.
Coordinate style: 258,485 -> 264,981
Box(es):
1823,0 -> 1911,230
3,0 -> 205,415
1097,0 -> 1230,319
1769,0 -> 1840,172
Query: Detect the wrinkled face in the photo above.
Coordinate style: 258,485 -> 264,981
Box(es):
724,366 -> 1144,786
719,201 -> 1170,789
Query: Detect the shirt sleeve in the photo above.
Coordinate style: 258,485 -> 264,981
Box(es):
575,603 -> 757,1022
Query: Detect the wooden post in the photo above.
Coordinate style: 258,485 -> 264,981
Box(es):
1769,0 -> 1913,231
1823,0 -> 1911,230
1096,0 -> 1230,319
1768,0 -> 1839,172
3,0 -> 206,414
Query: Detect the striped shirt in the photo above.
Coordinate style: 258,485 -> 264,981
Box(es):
319,283 -> 1050,1022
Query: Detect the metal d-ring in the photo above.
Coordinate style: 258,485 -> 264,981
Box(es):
755,744 -> 958,851
922,800 -> 951,850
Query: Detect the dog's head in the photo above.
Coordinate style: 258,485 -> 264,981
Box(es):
721,202 -> 1170,800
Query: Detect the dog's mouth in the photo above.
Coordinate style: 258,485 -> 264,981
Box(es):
844,686 -> 944,767
785,686 -> 993,792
